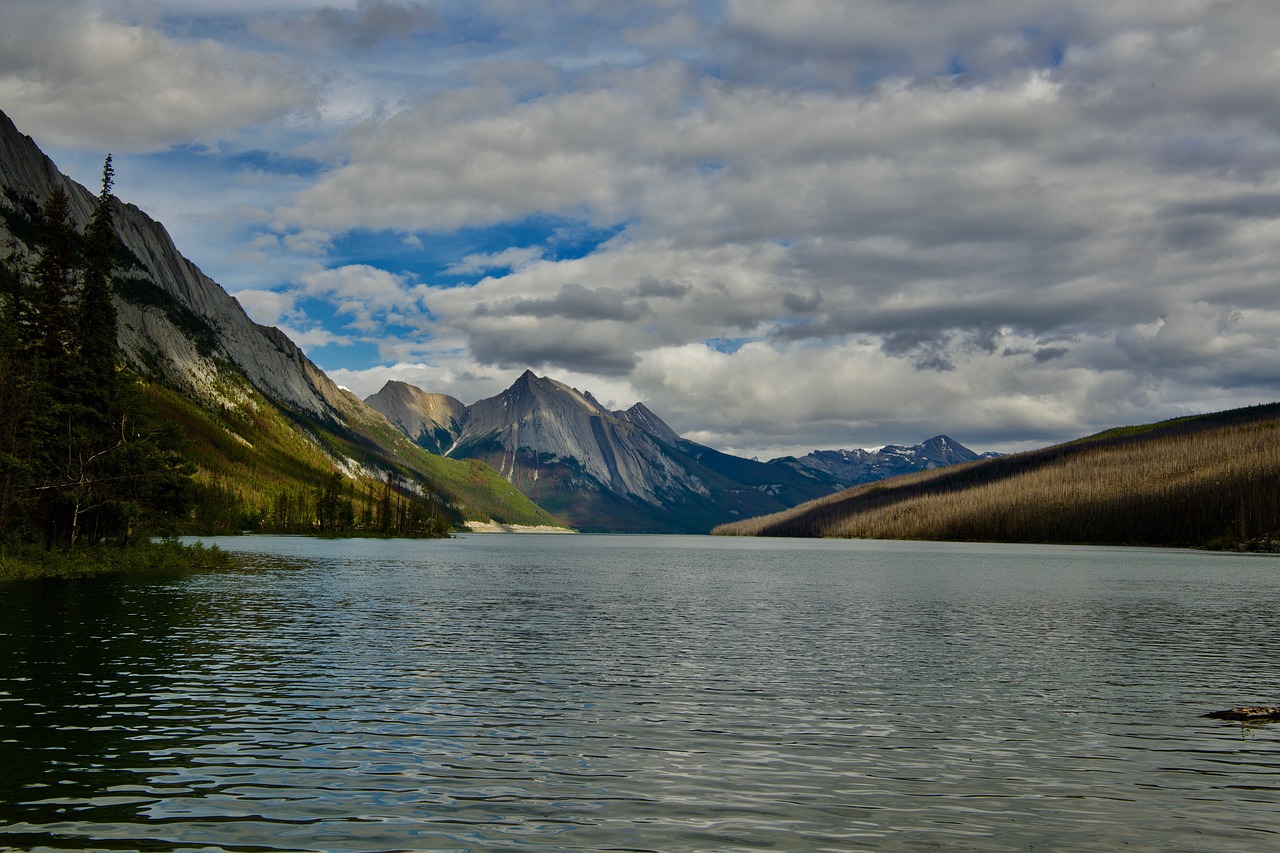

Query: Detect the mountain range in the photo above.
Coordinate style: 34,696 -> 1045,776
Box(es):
366,374 -> 993,532
0,107 -> 991,534
0,108 -> 556,532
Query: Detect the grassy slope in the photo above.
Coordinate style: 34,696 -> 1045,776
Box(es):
144,376 -> 563,530
713,403 -> 1280,549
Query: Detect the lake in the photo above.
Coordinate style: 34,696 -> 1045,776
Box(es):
2,534 -> 1279,851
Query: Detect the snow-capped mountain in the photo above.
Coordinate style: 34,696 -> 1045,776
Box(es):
774,435 -> 999,488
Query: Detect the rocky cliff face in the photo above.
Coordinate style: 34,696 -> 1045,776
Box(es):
614,402 -> 683,446
364,380 -> 467,455
0,109 -> 362,424
367,371 -> 998,532
0,108 -> 562,529
368,371 -> 848,532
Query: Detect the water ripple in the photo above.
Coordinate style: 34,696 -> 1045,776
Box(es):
2,536 -> 1279,851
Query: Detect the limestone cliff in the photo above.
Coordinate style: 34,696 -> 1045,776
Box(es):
364,380 -> 466,456
1,109 -> 357,423
368,371 -> 842,532
0,108 -> 560,529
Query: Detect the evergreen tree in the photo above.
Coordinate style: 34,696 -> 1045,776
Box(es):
78,155 -> 119,411
0,244 -> 35,535
0,159 -> 193,549
28,186 -> 77,392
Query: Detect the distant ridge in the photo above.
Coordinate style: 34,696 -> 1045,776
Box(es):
714,403 -> 1280,550
773,435 -> 997,488
368,372 -> 993,533
0,108 -> 561,532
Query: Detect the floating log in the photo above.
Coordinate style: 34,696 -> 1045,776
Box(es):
1202,706 -> 1280,721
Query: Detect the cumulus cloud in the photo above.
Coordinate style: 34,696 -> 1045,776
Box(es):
15,0 -> 1280,455
297,264 -> 430,333
444,246 -> 545,275
0,4 -> 318,151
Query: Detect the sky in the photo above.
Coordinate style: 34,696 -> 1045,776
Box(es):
3,0 -> 1279,458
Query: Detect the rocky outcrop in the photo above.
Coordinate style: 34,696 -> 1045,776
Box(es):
615,402 -> 683,446
0,108 -> 356,423
369,371 -> 849,532
365,380 -> 467,455
1203,707 -> 1280,721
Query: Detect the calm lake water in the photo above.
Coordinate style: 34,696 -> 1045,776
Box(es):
2,535 -> 1279,852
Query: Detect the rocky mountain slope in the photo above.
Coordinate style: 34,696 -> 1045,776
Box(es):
0,108 -> 992,535
368,371 -> 770,532
0,108 -> 557,530
368,373 -> 992,533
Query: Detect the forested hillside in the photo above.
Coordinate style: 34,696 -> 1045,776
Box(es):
714,404 -> 1280,549
0,109 -> 562,556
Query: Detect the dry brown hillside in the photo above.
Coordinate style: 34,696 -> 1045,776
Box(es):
713,404 -> 1280,549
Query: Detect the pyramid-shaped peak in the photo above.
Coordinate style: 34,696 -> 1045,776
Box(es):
377,379 -> 417,396
617,402 -> 682,445
498,370 -> 607,414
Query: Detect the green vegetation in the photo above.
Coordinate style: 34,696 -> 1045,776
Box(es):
0,160 -> 220,578
145,375 -> 561,536
0,159 -> 562,571
1,161 -> 194,558
0,537 -> 234,581
713,404 -> 1280,550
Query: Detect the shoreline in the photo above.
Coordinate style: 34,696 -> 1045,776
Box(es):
463,521 -> 577,534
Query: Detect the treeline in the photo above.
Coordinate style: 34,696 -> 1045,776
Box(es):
190,471 -> 451,537
1,159 -> 192,549
713,404 -> 1280,549
0,160 -> 456,550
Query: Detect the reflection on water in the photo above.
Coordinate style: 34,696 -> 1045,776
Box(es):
2,535 -> 1279,851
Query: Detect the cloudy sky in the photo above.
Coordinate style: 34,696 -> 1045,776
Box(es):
3,0 -> 1279,457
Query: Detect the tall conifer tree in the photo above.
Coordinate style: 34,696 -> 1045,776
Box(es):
29,186 -> 77,392
79,155 -> 119,410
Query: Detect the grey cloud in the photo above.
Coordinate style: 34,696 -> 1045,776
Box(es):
468,330 -> 639,376
771,294 -> 1141,346
482,283 -> 650,322
1160,217 -> 1231,252
880,330 -> 955,372
782,291 -> 823,314
1165,193 -> 1280,221
311,0 -> 441,49
0,5 -> 318,151
965,326 -> 1003,355
250,1 -> 441,51
1033,346 -> 1069,363
633,278 -> 691,299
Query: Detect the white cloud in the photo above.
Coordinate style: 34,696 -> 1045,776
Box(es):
0,5 -> 319,151
231,288 -> 299,325
277,325 -> 355,350
10,0 -> 1280,456
444,246 -> 545,275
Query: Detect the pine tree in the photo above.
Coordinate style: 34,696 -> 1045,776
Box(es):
0,245 -> 35,535
78,155 -> 119,412
2,160 -> 193,549
28,186 -> 77,392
